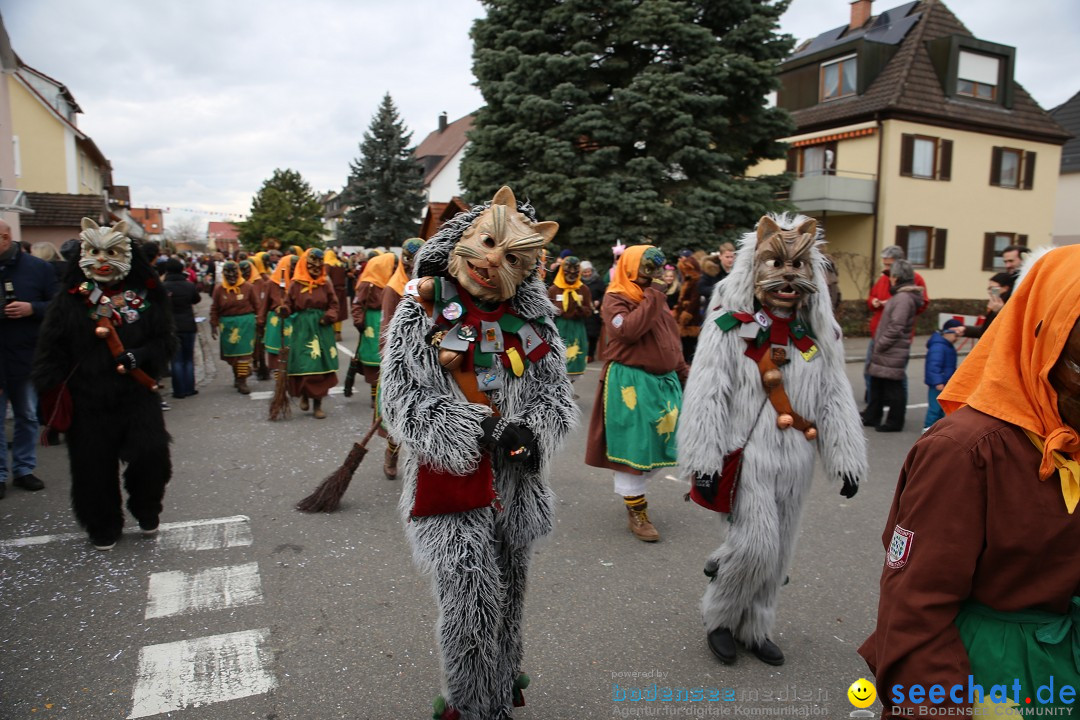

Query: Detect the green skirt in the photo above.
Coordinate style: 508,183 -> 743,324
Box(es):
264,313 -> 292,354
286,308 -> 339,376
956,598 -> 1080,710
602,363 -> 681,471
360,308 -> 382,367
554,316 -> 588,376
220,313 -> 256,357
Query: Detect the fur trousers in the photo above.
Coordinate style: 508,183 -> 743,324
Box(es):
701,463 -> 812,647
412,507 -> 536,720
65,399 -> 171,541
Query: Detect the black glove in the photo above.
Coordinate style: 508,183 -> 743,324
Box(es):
114,351 -> 137,372
839,474 -> 859,499
480,417 -> 537,463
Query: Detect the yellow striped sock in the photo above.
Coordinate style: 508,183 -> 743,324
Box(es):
623,495 -> 647,510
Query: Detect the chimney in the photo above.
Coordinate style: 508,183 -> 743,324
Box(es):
438,112 -> 448,133
850,0 -> 872,30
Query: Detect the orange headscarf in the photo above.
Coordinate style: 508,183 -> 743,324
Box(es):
939,245 -> 1080,511
268,254 -> 296,291
356,251 -> 397,293
323,249 -> 344,267
606,245 -> 652,304
292,248 -> 327,293
250,252 -> 270,276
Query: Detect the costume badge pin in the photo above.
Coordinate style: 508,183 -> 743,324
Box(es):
886,525 -> 914,569
457,324 -> 478,342
439,323 -> 471,352
753,310 -> 772,329
480,321 -> 503,353
442,302 -> 463,321
612,314 -> 624,328
476,368 -> 503,391
404,278 -> 421,298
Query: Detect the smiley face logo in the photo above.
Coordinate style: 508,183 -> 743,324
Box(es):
848,678 -> 877,709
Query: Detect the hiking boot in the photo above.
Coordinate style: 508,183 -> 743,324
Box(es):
383,446 -> 398,479
707,627 -> 737,664
748,637 -> 785,666
313,398 -> 326,419
13,473 -> 45,491
299,396 -> 310,412
627,505 -> 660,542
236,377 -> 251,395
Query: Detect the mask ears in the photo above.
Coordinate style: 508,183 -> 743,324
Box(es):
756,216 -> 781,246
81,217 -> 100,233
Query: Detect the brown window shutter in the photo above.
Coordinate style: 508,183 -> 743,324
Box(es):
900,134 -> 914,177
990,146 -> 1003,186
939,139 -> 953,181
1023,151 -> 1037,189
787,148 -> 799,174
932,228 -> 947,269
982,233 -> 995,271
896,226 -> 909,255
1019,234 -> 1028,246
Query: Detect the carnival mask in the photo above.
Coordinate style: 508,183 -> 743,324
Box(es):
636,247 -> 666,286
753,216 -> 818,312
1050,319 -> 1080,431
78,218 -> 133,285
448,186 -> 558,302
239,261 -> 253,282
562,257 -> 581,284
306,249 -> 324,279
402,238 -> 423,276
223,262 -> 240,285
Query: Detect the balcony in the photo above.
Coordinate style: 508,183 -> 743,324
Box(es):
786,170 -> 876,215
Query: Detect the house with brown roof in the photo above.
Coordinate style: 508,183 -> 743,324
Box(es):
129,207 -> 165,244
1051,90 -> 1080,246
750,0 -> 1069,300
414,112 -> 474,238
207,221 -> 240,255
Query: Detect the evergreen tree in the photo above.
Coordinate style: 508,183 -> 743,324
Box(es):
237,168 -> 327,251
460,0 -> 794,258
340,93 -> 426,247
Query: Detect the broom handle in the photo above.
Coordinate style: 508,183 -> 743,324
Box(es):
357,410 -> 381,449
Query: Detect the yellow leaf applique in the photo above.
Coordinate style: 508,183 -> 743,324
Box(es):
566,340 -> 581,362
364,326 -> 375,338
621,385 -> 637,411
307,338 -> 322,359
284,325 -> 293,338
330,345 -> 338,359
228,327 -> 241,345
655,401 -> 679,441
270,315 -> 279,327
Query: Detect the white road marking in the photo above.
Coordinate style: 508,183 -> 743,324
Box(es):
249,385 -> 345,401
907,403 -> 928,409
145,562 -> 263,620
0,515 -> 252,549
337,342 -> 354,358
128,628 -> 276,718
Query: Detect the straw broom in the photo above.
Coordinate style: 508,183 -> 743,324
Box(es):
268,319 -> 291,421
296,412 -> 381,512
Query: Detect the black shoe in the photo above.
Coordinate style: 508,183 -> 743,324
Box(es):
139,519 -> 160,537
160,401 -> 171,411
89,530 -> 120,551
861,414 -> 879,427
876,424 -> 903,433
707,627 -> 737,664
748,637 -> 785,666
189,389 -> 199,396
13,473 -> 45,491
0,482 -> 6,499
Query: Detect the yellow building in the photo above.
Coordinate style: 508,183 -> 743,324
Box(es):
753,0 -> 1069,301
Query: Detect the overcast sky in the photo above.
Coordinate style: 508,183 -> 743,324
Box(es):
4,0 -> 1078,230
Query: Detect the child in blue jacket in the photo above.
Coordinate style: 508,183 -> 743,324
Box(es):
923,318 -> 962,430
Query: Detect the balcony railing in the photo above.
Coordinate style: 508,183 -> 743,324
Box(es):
785,169 -> 876,215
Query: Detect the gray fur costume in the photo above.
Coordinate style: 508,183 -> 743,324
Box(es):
677,214 -> 867,649
381,201 -> 577,720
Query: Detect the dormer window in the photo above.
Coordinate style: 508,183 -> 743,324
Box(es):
957,50 -> 1000,101
821,55 -> 856,101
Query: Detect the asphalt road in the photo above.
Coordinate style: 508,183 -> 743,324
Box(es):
0,315 -> 935,720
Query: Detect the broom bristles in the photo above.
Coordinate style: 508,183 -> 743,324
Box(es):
296,442 -> 366,512
268,344 -> 291,421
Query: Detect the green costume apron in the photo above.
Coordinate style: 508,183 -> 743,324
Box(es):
554,316 -> 588,376
287,308 -> 339,376
602,363 -> 681,470
219,313 -> 256,357
264,313 -> 292,355
360,307 -> 382,367
956,598 -> 1080,711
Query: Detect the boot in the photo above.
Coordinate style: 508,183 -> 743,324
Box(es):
313,397 -> 326,419
299,395 -> 310,412
627,504 -> 660,542
748,637 -> 785,666
383,445 -> 398,479
236,376 -> 251,394
707,627 -> 737,664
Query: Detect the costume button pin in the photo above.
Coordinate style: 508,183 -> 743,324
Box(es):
458,324 -> 477,342
442,302 -> 463,321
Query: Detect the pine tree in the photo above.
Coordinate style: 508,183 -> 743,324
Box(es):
460,0 -> 795,259
340,93 -> 426,247
237,168 -> 327,251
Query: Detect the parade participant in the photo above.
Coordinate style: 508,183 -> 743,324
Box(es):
679,214 -> 866,666
163,257 -> 200,399
547,255 -> 593,379
675,254 -> 703,363
381,187 -> 575,720
860,246 -> 1080,717
376,237 -> 424,479
249,252 -> 273,380
585,245 -> 688,543
283,248 -> 339,419
350,251 -> 396,407
33,219 -> 175,550
323,249 -> 348,341
261,254 -> 296,374
210,261 -> 258,394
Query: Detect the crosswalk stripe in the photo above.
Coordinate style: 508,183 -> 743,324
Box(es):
145,562 -> 263,619
128,628 -> 276,718
0,515 -> 252,549
248,385 -> 345,401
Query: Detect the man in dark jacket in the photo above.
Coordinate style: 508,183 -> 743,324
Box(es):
162,258 -> 201,398
0,220 -> 57,498
580,260 -> 607,361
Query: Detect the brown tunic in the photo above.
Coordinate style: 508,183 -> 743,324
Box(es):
327,264 -> 348,325
585,288 -> 689,474
858,406 -> 1080,718
351,280 -> 385,328
284,281 -> 340,398
209,285 -> 259,324
547,283 -> 594,320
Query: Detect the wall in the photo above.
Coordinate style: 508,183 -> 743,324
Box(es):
426,144 -> 466,204
1053,172 -> 1080,246
9,77 -> 68,192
